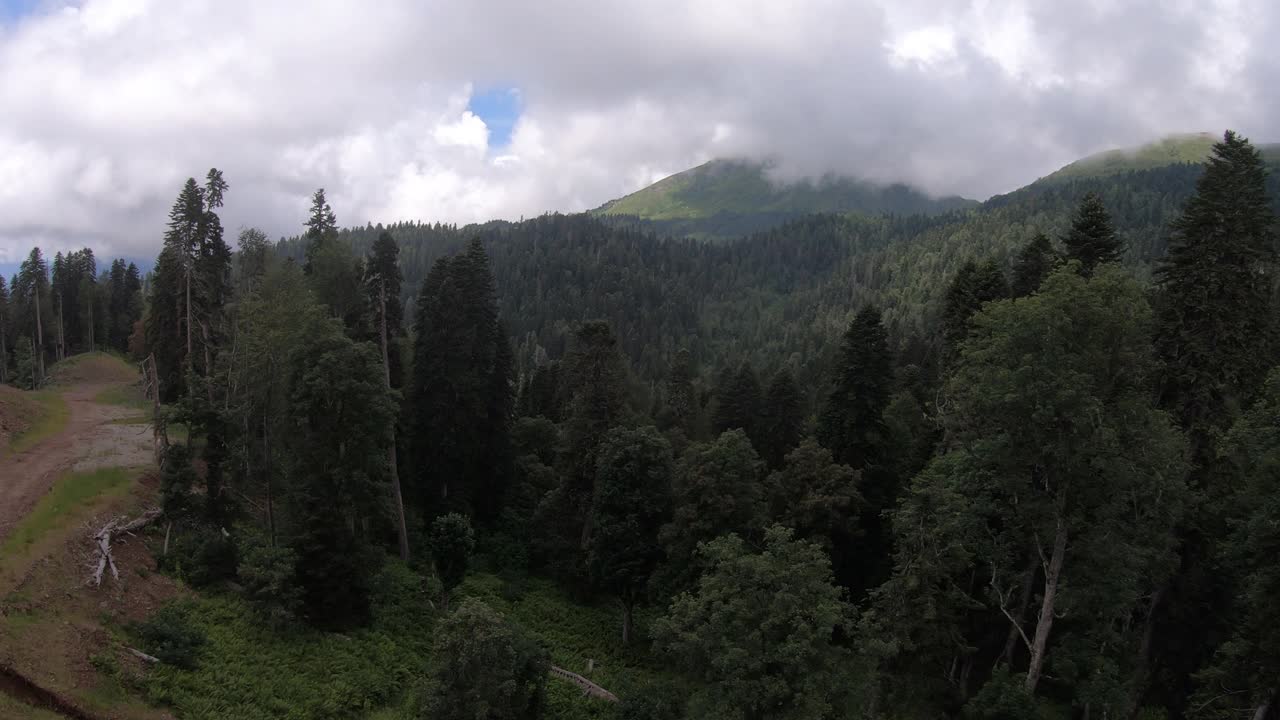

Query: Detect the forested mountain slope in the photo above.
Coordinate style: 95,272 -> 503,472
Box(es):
590,158 -> 976,239
277,145 -> 1280,391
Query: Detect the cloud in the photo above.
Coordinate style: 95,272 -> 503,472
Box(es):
0,0 -> 1273,262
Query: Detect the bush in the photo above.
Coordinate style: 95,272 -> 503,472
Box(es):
165,526 -> 238,588
963,667 -> 1043,720
236,533 -> 301,628
131,603 -> 206,669
618,680 -> 685,720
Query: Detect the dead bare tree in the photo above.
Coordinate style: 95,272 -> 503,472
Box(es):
87,509 -> 160,588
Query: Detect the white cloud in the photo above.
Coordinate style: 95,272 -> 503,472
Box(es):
0,0 -> 1274,262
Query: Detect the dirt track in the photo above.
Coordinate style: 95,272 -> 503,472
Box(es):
0,379 -> 153,543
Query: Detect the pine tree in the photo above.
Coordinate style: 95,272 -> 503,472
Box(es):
303,188 -> 337,274
406,241 -> 512,520
1154,130 -> 1276,464
712,362 -> 761,444
364,230 -> 409,561
663,348 -> 698,436
560,320 -> 629,545
15,248 -> 50,385
1010,233 -> 1057,297
429,513 -> 474,611
817,306 -> 892,470
758,367 -> 804,469
1062,191 -> 1122,276
942,260 -> 1008,363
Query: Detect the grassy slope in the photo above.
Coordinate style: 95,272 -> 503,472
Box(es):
1040,132 -> 1280,183
0,467 -> 135,559
4,390 -> 69,455
596,159 -> 974,221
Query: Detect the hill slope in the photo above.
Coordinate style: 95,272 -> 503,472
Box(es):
1037,132 -> 1280,184
593,158 -> 977,239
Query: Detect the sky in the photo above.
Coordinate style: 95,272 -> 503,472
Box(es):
0,0 -> 1276,263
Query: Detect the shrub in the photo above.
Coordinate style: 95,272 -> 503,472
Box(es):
131,603 -> 206,669
236,533 -> 301,629
166,526 -> 238,588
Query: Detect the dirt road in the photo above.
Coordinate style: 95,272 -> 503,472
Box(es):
0,374 -> 153,543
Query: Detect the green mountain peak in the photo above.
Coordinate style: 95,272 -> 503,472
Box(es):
594,158 -> 976,239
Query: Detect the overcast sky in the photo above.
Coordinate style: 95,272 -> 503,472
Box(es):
0,0 -> 1275,263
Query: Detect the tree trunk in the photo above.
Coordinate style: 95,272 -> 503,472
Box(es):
1026,516 -> 1068,694
380,280 -> 410,562
1002,553 -> 1040,665
1127,584 -> 1167,714
622,601 -> 633,644
263,409 -> 275,546
1,329 -> 7,384
1254,688 -> 1277,720
33,291 -> 44,384
184,267 -> 192,371
56,294 -> 65,361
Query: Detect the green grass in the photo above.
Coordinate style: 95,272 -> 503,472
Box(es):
0,692 -> 65,720
1039,133 -> 1280,183
595,158 -> 974,223
95,383 -> 149,410
0,467 -> 134,558
7,390 -> 69,454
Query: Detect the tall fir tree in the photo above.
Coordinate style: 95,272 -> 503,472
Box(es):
758,367 -> 804,469
942,260 -> 1008,363
14,247 -> 51,385
817,305 -> 893,470
712,362 -> 761,446
303,188 -> 337,275
365,230 -> 410,561
1154,130 -> 1277,465
1062,191 -> 1122,276
1010,233 -> 1057,297
407,240 -> 512,521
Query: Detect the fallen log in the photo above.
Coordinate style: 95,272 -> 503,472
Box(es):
549,665 -> 618,702
87,509 -> 161,588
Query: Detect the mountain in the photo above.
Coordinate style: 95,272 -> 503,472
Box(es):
1036,132 -> 1280,184
593,158 -> 978,240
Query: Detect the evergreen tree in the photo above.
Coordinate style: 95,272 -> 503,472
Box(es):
285,320 -> 395,629
303,188 -> 337,275
712,362 -> 761,446
1010,233 -> 1057,297
407,241 -> 512,520
758,367 -> 804,469
14,247 -> 51,385
1154,130 -> 1277,465
662,348 -> 698,437
365,230 -> 409,560
560,320 -> 629,544
588,426 -> 674,643
817,306 -> 893,470
1062,191 -> 1122,275
942,260 -> 1008,362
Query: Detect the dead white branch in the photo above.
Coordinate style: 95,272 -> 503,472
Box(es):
87,509 -> 161,588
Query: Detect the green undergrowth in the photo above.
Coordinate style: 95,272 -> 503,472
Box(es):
131,559 -> 672,720
7,390 -> 69,454
137,562 -> 437,720
1,466 -> 133,559
0,692 -> 65,720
